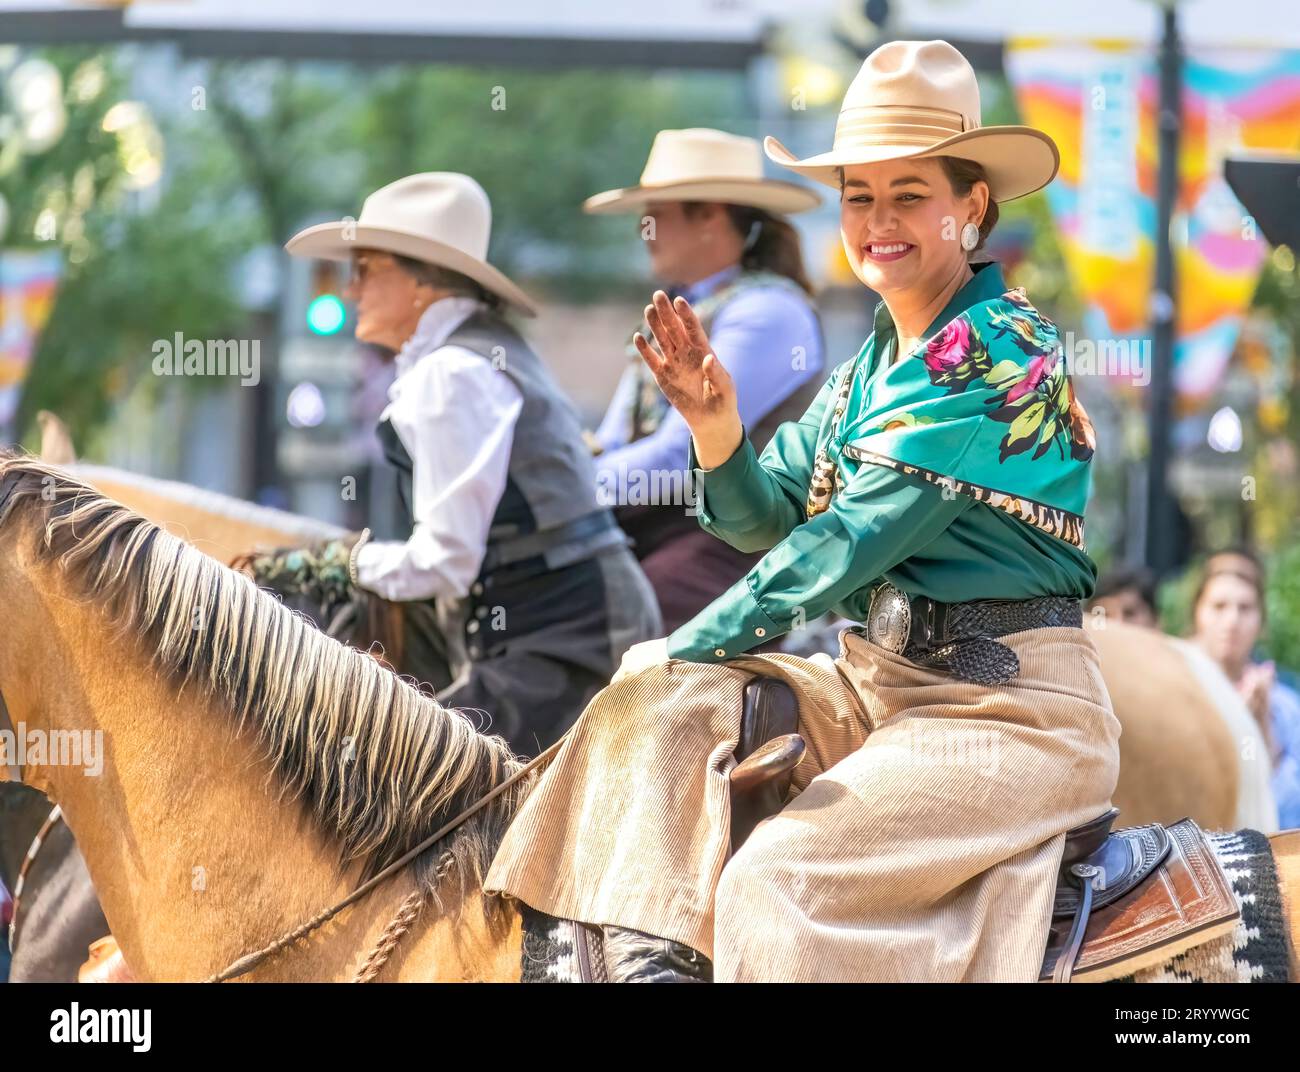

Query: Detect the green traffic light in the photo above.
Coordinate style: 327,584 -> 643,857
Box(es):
307,294 -> 346,335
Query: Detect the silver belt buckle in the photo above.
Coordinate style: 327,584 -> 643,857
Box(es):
866,582 -> 911,655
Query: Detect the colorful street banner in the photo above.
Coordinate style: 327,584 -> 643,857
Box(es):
0,247 -> 62,439
1005,40 -> 1300,409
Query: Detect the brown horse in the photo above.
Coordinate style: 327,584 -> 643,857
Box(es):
2,453 -> 1298,981
1088,620 -> 1277,831
3,426 -> 389,979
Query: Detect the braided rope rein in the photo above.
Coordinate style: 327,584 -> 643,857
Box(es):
352,851 -> 461,983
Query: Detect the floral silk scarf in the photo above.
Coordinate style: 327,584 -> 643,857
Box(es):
806,287 -> 1097,550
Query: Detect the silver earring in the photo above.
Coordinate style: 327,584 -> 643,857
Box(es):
960,222 -> 980,251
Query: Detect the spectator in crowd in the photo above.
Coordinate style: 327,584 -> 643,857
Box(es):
1086,564 -> 1158,628
1190,549 -> 1300,828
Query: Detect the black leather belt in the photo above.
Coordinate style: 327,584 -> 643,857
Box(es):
861,581 -> 1083,685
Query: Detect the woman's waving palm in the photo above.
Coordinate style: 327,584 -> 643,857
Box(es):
633,290 -> 743,467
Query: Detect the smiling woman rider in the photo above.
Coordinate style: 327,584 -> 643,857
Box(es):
482,39 -> 1120,983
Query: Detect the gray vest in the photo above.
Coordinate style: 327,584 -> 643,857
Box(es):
379,308 -> 626,577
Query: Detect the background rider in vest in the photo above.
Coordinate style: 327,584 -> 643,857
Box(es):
585,129 -> 826,634
266,172 -> 661,756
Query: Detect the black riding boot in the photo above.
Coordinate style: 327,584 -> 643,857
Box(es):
519,906 -> 712,982
599,925 -> 713,983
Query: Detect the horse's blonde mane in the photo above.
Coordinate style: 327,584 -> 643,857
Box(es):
0,453 -> 528,906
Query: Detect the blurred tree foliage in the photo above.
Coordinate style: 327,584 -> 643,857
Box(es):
340,64 -> 748,297
12,51 -> 748,446
12,47 -> 245,445
1250,250 -> 1300,503
0,50 -> 122,247
1267,544 -> 1300,680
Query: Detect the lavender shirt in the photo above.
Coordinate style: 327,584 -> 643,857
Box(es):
594,264 -> 823,488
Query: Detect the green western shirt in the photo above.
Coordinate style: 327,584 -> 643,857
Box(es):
667,261 -> 1098,663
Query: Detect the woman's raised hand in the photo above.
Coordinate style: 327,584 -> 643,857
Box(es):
633,291 -> 743,467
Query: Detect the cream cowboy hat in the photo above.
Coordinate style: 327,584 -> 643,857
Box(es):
285,172 -> 538,316
764,40 -> 1059,203
583,128 -> 821,216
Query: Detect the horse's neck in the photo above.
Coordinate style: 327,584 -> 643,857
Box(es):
7,557 -> 521,981
8,560 -> 390,979
28,594 -> 362,979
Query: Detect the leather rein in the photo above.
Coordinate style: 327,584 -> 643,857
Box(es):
2,667 -> 65,959
0,472 -> 72,961
6,804 -> 63,956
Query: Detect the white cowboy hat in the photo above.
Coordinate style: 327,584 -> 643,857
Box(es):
285,172 -> 538,316
584,128 -> 821,216
764,40 -> 1060,203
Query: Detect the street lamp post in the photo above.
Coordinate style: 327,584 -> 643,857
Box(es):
1145,0 -> 1182,577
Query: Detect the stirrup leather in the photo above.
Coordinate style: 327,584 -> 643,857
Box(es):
1050,822 -> 1172,983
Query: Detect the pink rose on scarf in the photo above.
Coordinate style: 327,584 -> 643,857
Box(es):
923,317 -> 971,375
1006,352 -> 1058,403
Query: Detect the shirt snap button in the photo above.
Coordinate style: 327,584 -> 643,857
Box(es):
475,605 -> 489,619
471,582 -> 484,597
467,620 -> 480,634
754,627 -> 766,637
714,648 -> 726,658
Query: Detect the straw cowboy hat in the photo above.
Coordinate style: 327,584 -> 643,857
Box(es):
584,128 -> 821,216
285,172 -> 538,316
764,40 -> 1059,203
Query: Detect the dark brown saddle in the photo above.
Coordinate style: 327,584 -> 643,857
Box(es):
730,675 -> 804,854
728,676 -> 1241,983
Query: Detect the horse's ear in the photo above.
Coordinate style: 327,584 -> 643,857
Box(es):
37,410 -> 77,465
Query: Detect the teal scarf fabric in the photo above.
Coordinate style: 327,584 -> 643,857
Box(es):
832,285 -> 1096,549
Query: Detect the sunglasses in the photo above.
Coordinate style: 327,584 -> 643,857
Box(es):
348,254 -> 400,287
